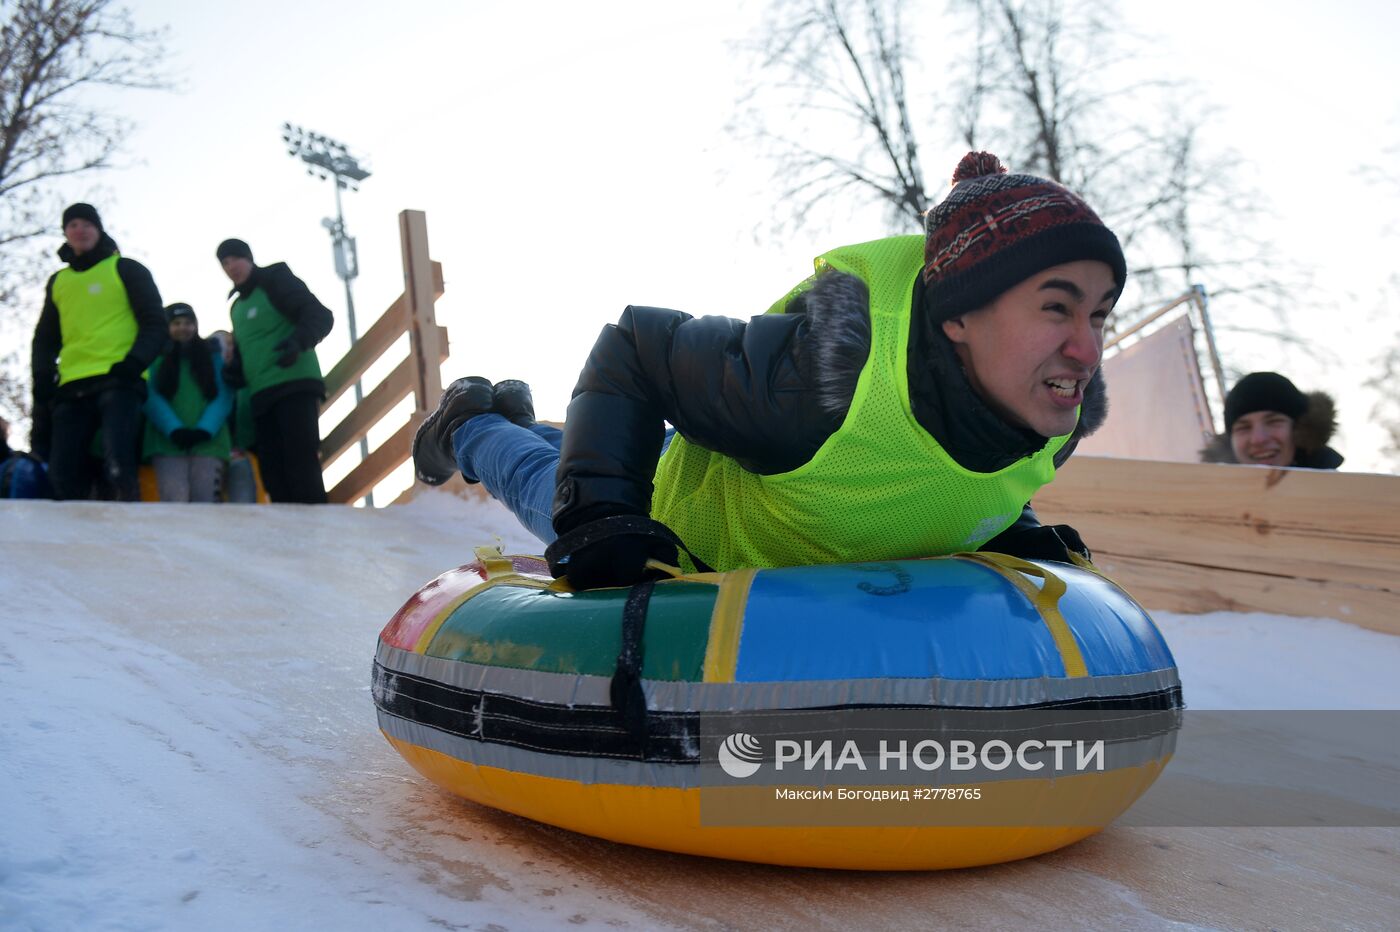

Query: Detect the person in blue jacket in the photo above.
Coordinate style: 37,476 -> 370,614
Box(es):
142,304 -> 233,502
0,417 -> 53,499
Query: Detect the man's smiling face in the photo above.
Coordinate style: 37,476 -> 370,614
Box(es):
1230,410 -> 1296,466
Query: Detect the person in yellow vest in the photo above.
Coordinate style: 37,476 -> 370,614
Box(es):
215,239 -> 333,504
30,203 -> 167,501
414,152 -> 1123,589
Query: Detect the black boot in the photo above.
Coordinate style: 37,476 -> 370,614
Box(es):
492,379 -> 536,427
412,376 -> 495,485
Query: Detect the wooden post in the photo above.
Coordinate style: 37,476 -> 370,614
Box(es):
400,210 -> 445,417
317,210 -> 450,505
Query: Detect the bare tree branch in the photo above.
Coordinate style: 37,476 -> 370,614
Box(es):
729,0 -> 929,233
733,0 -> 1308,356
0,0 -> 169,316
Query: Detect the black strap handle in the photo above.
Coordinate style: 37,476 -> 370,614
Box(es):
544,514 -> 715,578
611,579 -> 654,746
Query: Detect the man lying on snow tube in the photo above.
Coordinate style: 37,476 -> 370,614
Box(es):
388,152 -> 1185,869
411,150 -> 1124,583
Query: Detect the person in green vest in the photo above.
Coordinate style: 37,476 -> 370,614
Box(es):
30,203 -> 167,501
215,239 -> 333,504
142,304 -> 234,502
414,152 -> 1123,589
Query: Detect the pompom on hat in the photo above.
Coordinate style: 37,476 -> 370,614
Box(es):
922,152 -> 1126,320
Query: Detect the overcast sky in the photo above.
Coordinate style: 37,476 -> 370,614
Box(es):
14,0 -> 1399,492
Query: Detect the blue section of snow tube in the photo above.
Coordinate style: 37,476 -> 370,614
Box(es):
1053,569 -> 1176,678
732,558 -> 1175,685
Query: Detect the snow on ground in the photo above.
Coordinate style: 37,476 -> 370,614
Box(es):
1,494 -> 1397,931
1154,611 -> 1400,710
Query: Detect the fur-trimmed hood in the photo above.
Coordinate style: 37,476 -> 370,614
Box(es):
802,269 -> 1108,473
1200,390 -> 1343,469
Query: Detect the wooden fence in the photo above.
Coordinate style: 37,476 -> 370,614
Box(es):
318,210 -> 448,504
1034,457 -> 1400,636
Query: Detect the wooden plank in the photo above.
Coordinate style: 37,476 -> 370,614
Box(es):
321,296 -> 404,412
320,260 -> 444,412
1031,456 -> 1400,630
327,420 -> 415,505
1035,458 -> 1400,590
318,332 -> 451,467
400,210 -> 445,412
319,356 -> 415,466
1090,552 -> 1400,637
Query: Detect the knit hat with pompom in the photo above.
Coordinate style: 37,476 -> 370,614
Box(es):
921,151 -> 1126,320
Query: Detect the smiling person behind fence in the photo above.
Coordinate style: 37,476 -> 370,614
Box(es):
414,152 -> 1124,589
1200,371 -> 1343,469
216,239 -> 333,504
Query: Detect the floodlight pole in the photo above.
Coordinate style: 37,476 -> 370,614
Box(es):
283,122 -> 374,505
332,181 -> 359,348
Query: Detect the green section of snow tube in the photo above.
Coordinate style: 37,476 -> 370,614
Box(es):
424,580 -> 718,680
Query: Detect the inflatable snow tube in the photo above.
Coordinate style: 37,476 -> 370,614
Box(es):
373,550 -> 1181,870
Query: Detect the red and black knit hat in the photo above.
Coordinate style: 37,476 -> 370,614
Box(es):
922,152 -> 1126,320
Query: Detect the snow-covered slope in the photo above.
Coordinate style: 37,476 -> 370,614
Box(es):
2,496 -> 1397,931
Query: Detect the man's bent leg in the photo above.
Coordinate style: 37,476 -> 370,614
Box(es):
253,408 -> 289,503
528,422 -> 563,451
453,413 -> 559,543
188,456 -> 225,503
152,456 -> 192,502
48,397 -> 99,500
96,386 -> 143,501
271,392 -> 327,504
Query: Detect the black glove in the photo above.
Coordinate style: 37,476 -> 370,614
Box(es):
547,515 -> 681,590
273,337 -> 301,368
170,428 -> 211,450
106,357 -> 145,382
984,523 -> 1091,565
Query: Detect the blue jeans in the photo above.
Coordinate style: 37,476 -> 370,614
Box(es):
453,416 -> 674,544
453,414 -> 565,543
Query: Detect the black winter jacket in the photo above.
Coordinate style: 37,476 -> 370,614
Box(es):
31,234 -> 166,405
223,262 -> 335,415
554,268 -> 1109,551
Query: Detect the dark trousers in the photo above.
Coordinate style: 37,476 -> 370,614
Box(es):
253,391 -> 327,504
49,386 -> 144,501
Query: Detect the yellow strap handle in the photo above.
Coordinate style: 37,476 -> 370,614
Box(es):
474,544 -> 516,579
957,553 -> 1089,678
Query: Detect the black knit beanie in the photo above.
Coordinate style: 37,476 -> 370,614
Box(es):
1224,372 -> 1308,429
216,238 -> 254,262
62,203 -> 104,232
922,152 -> 1126,321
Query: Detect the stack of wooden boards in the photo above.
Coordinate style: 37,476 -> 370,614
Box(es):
1035,457 -> 1400,634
